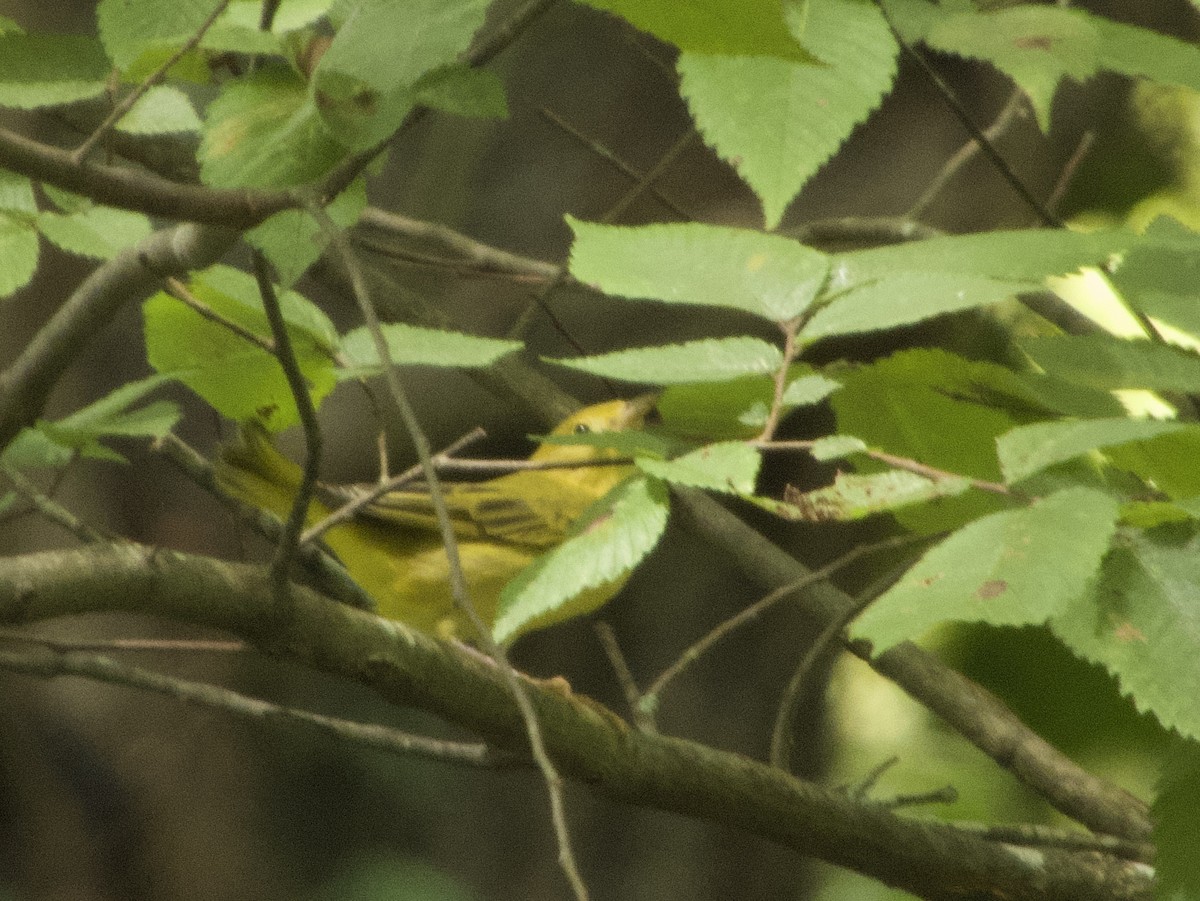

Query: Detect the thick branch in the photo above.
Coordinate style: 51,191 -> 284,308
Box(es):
0,544 -> 1152,901
0,125 -> 291,227
0,223 -> 238,449
672,489 -> 1153,843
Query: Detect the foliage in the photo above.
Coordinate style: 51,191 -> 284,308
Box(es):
5,0 -> 1200,898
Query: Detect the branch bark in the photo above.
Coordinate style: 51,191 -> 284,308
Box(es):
0,543 -> 1153,901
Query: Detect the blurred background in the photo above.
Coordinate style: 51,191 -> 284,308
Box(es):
0,0 -> 1188,898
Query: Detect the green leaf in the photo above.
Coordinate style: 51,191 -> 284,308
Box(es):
1020,333 -> 1200,393
1108,218 -> 1200,341
1093,15 -> 1200,95
245,178 -> 366,287
98,0 -> 215,71
576,0 -> 815,62
114,85 -> 201,134
313,0 -> 491,149
568,219 -> 828,322
143,265 -> 339,431
924,6 -> 1098,131
222,0 -> 332,33
0,427 -> 74,471
801,272 -> 1027,342
547,337 -> 784,385
1051,529 -> 1200,740
0,168 -> 36,214
338,324 -> 521,375
37,202 -> 153,261
414,65 -> 508,119
808,434 -> 865,461
0,214 -> 38,298
199,66 -> 346,188
678,0 -> 897,228
767,469 -> 969,522
853,487 -> 1119,652
828,228 -> 1129,289
1151,740 -> 1200,900
997,418 -> 1192,484
781,373 -> 840,406
636,442 -> 760,494
0,33 -> 109,108
657,375 -> 779,440
1107,428 -> 1200,500
493,476 -> 669,644
33,374 -> 180,463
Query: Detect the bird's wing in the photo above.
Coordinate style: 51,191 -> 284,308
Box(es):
321,480 -> 565,549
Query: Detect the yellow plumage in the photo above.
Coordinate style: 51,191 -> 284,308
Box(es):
215,397 -> 655,641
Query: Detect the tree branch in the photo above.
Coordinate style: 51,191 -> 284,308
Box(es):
0,543 -> 1153,901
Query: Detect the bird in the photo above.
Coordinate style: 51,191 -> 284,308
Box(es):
214,395 -> 657,641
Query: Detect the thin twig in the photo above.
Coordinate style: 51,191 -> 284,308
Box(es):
151,432 -> 375,611
770,558 -> 915,771
300,427 -> 487,544
72,0 -> 233,164
0,645 -> 520,769
251,252 -> 323,618
1046,130 -> 1095,215
758,440 -> 1015,497
3,468 -> 109,544
879,4 -> 1061,229
539,107 -> 694,219
592,621 -> 654,731
850,755 -> 899,801
0,629 -> 244,653
908,90 -> 1028,220
881,786 -> 959,809
758,320 -> 801,442
303,195 -> 591,900
642,533 -> 928,714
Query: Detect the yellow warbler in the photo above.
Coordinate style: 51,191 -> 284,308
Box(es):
215,397 -> 655,641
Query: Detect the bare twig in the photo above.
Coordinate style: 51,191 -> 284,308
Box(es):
165,276 -> 276,353
2,468 -> 109,544
0,645 -> 518,768
303,195 -> 591,900
72,0 -> 232,164
251,252 -> 323,617
539,107 -> 694,219
770,558 -> 914,771
908,90 -> 1028,220
593,621 -> 654,731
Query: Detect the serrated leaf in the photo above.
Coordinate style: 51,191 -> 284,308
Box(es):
1107,218 -> 1200,341
636,442 -> 760,494
997,418 -> 1192,484
678,0 -> 897,228
1020,333 -> 1200,393
0,169 -> 35,214
808,434 -> 865,461
774,469 -> 968,521
200,66 -> 346,188
338,324 -> 520,375
827,228 -> 1129,291
1093,15 -> 1200,95
579,0 -> 816,62
568,219 -> 828,322
547,337 -> 784,385
493,476 -> 668,644
0,214 -> 38,298
312,0 -> 491,148
0,33 -> 109,108
114,85 -> 201,134
1150,741 -> 1200,899
853,487 -> 1119,652
657,376 -> 779,440
31,374 -> 180,464
246,178 -> 366,287
37,204 -> 153,261
144,265 -> 338,430
98,0 -> 215,71
801,272 -> 1027,342
781,373 -> 840,406
414,65 -> 507,119
925,6 -> 1098,131
1051,529 -> 1200,740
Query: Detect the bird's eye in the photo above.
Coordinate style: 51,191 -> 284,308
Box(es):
574,423 -> 591,434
